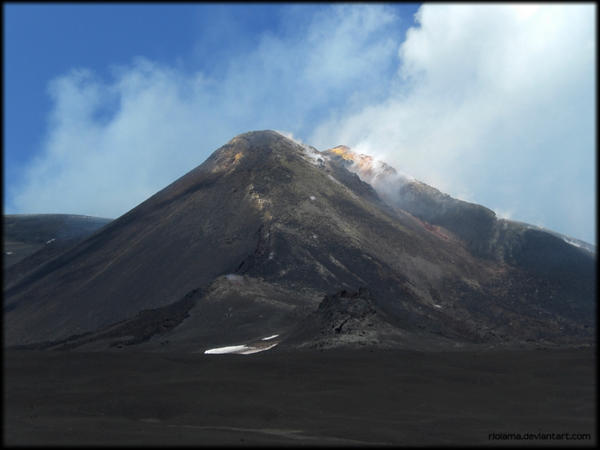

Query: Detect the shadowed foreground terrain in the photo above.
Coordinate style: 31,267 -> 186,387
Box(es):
4,348 -> 595,446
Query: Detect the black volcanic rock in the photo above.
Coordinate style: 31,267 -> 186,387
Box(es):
3,131 -> 595,350
282,288 -> 402,349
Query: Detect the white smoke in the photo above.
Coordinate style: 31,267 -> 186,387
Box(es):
310,3 -> 595,244
7,4 -> 595,244
10,5 -> 401,220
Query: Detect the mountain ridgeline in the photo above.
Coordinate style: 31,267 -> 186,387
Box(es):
3,131 -> 595,351
3,214 -> 112,289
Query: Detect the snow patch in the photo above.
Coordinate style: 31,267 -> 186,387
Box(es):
224,274 -> 244,283
5,251 -> 13,255
204,342 -> 278,355
204,345 -> 248,354
563,237 -> 582,248
46,238 -> 56,244
310,195 -> 316,201
433,304 -> 443,309
261,334 -> 279,341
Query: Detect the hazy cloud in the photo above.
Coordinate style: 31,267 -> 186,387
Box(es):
310,4 -> 595,243
10,4 -> 596,244
11,4 -> 401,219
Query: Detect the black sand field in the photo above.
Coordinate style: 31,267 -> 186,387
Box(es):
3,347 -> 595,446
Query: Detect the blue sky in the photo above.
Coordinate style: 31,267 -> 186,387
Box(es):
3,3 -> 596,245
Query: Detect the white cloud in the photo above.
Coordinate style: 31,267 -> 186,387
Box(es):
11,4 -> 596,245
11,5 -> 396,217
12,4 -> 401,219
310,4 -> 596,244
14,61 -> 229,218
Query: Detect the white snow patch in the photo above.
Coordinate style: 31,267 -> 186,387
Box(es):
312,234 -> 318,239
204,345 -> 248,354
261,334 -> 279,341
309,195 -> 316,201
204,342 -> 278,355
224,274 -> 244,283
433,304 -> 443,309
5,251 -> 13,255
563,237 -> 582,248
46,238 -> 56,244
268,251 -> 275,260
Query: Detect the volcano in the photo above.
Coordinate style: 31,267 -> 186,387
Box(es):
4,130 -> 595,351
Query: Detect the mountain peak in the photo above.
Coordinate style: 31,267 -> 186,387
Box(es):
207,130 -> 310,167
186,130 -> 306,181
226,130 -> 301,151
